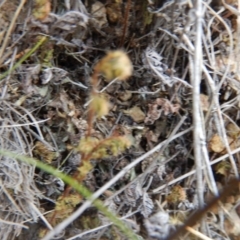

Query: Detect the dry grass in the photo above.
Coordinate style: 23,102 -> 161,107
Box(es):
0,0 -> 240,239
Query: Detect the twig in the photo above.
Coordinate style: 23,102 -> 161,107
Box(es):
66,210 -> 139,240
202,61 -> 239,178
119,0 -> 131,47
203,2 -> 234,91
0,36 -> 47,80
153,146 -> 240,193
0,218 -> 28,229
0,0 -> 26,65
166,178 -> 240,240
192,0 -> 205,208
237,0 -> 240,79
28,201 -> 53,231
202,2 -> 239,178
99,77 -> 118,92
186,226 -> 213,240
0,47 -> 17,99
0,149 -> 139,240
0,118 -> 50,128
41,127 -> 191,240
138,115 -> 188,184
4,102 -> 45,141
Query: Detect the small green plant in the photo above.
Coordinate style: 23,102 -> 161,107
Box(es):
0,149 -> 138,240
87,50 -> 133,135
0,36 -> 47,80
44,50 -> 133,233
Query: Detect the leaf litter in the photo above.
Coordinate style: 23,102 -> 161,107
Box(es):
0,0 -> 240,240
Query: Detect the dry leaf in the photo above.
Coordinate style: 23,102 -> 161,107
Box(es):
145,98 -> 180,124
144,212 -> 171,239
224,209 -> 240,237
106,1 -> 122,23
15,95 -> 28,106
157,164 -> 167,181
123,106 -> 145,123
141,151 -> 163,172
166,185 -> 186,204
48,91 -> 77,121
144,48 -> 174,86
155,98 -> 180,115
215,54 -> 240,80
22,64 -> 41,94
53,11 -> 88,32
33,141 -> 56,163
209,134 -> 228,153
99,198 -> 118,226
226,122 -> 240,139
118,90 -> 132,101
144,103 -> 162,125
141,191 -> 154,218
71,117 -> 88,133
215,161 -> 231,176
200,94 -> 209,112
91,1 -> 108,28
124,182 -> 143,207
208,134 -> 239,153
145,130 -> 159,144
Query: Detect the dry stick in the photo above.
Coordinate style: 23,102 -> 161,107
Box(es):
87,71 -> 98,136
192,0 -> 205,209
0,0 -> 7,8
137,115 -> 188,186
0,0 -> 26,65
214,83 -> 239,178
119,0 -> 131,48
203,65 -> 239,178
182,5 -> 231,194
2,102 -> 54,151
222,0 -> 240,16
0,218 -> 28,229
153,145 -> 240,193
202,2 -> 238,187
28,201 -> 53,231
203,7 -> 224,125
193,55 -> 219,197
200,129 -> 219,196
203,2 -> 234,92
200,68 -> 219,197
238,0 -> 240,79
4,102 -> 45,141
1,47 -> 17,99
0,36 -> 47,80
0,118 -> 50,128
203,3 -> 239,179
0,178 -> 22,213
203,2 -> 239,178
186,226 -> 213,240
183,38 -> 219,197
66,210 -> 139,240
166,177 -> 240,240
41,127 -> 191,240
106,151 -> 179,206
